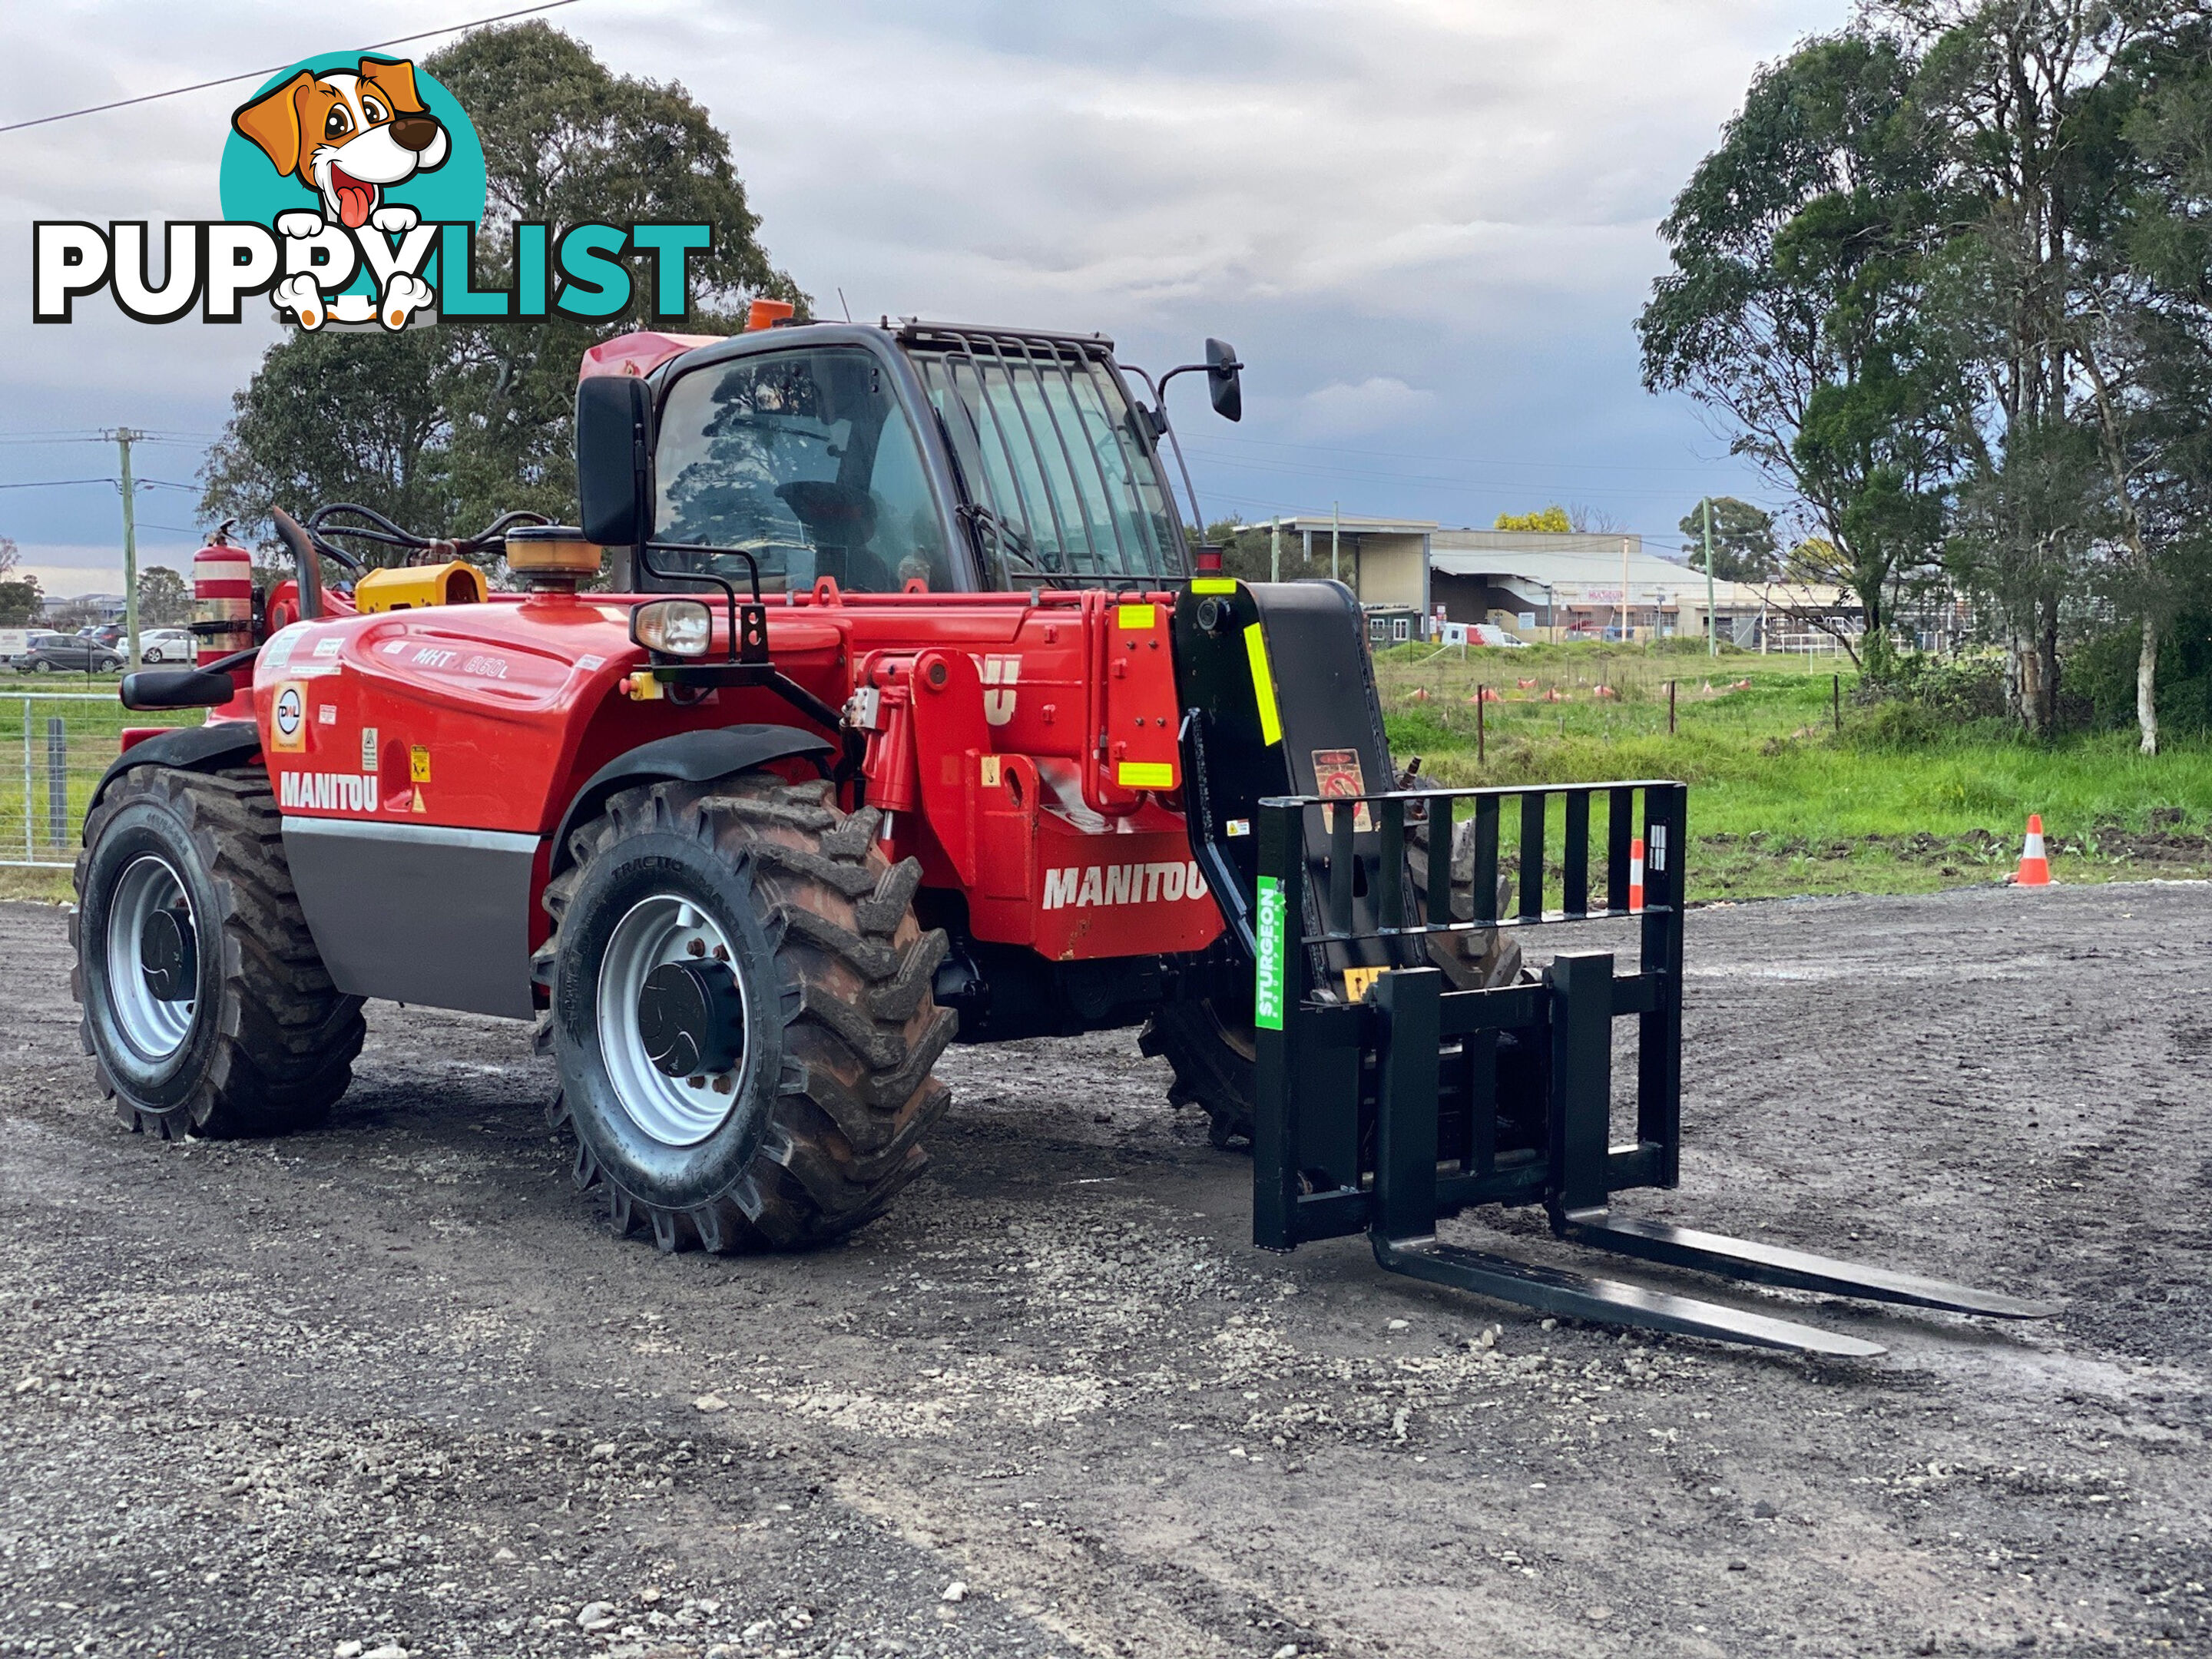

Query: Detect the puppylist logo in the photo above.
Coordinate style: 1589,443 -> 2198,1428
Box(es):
34,50 -> 710,330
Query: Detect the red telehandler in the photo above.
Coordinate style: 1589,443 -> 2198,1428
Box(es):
75,315 -> 2049,1356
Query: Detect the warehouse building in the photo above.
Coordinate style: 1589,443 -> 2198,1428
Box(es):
1259,516 -> 1856,646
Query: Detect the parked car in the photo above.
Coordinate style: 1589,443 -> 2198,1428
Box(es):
76,624 -> 124,647
17,631 -> 123,673
138,628 -> 198,664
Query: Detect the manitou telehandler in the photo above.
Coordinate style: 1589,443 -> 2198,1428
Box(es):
75,313 -> 2049,1356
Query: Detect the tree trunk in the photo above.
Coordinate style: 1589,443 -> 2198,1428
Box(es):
2137,612 -> 2160,757
2037,604 -> 2061,737
2008,632 -> 2036,734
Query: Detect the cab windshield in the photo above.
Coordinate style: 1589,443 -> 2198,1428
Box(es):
903,328 -> 1185,585
653,346 -> 954,594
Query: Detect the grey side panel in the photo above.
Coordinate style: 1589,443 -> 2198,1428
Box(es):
282,818 -> 541,1019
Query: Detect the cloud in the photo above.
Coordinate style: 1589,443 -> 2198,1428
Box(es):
1293,378 -> 1439,440
0,0 -> 1836,545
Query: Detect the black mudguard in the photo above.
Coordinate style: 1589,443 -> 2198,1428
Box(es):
87,720 -> 263,818
550,725 -> 835,873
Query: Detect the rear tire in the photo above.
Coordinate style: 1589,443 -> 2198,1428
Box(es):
535,771 -> 956,1253
71,766 -> 365,1139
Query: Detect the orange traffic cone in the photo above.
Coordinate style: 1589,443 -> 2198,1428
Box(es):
2012,814 -> 2051,886
1628,837 -> 1645,912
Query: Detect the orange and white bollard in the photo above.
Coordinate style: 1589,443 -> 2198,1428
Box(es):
1628,836 -> 1645,912
2012,814 -> 2051,886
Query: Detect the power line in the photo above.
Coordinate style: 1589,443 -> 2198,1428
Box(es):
1182,430 -> 1743,478
0,0 -> 581,134
0,477 -> 197,490
0,432 -> 213,447
1185,444 -> 1741,497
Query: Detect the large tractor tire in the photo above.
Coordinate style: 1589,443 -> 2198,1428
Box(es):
1141,796 -> 1523,1150
535,771 -> 955,1253
71,766 -> 365,1139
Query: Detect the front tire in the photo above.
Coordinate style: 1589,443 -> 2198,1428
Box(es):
1140,998 -> 1257,1149
535,771 -> 955,1253
71,766 -> 365,1138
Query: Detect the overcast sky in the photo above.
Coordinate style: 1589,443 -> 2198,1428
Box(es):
0,0 -> 1841,596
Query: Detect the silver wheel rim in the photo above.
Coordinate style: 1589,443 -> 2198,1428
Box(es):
106,854 -> 197,1061
595,893 -> 750,1147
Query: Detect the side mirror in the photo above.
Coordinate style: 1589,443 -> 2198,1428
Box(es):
121,668 -> 237,711
576,373 -> 654,548
1205,338 -> 1243,422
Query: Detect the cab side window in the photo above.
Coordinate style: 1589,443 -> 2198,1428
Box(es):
654,347 -> 953,593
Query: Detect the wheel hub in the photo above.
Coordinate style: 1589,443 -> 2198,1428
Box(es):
595,894 -> 750,1148
104,855 -> 197,1061
637,959 -> 746,1078
138,905 -> 196,1002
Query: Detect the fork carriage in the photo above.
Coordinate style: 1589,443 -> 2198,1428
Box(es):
1248,778 -> 2051,1357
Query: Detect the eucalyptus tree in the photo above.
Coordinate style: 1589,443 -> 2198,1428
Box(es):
1639,31 -> 1960,672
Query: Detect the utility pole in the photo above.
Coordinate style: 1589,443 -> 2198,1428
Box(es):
1270,515 -> 1281,583
1618,536 -> 1631,643
1701,495 -> 1717,657
112,428 -> 142,671
1330,502 -> 1341,586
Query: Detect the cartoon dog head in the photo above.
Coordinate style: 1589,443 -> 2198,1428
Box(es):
232,58 -> 449,230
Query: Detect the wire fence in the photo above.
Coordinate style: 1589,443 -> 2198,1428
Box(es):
2,690 -> 197,869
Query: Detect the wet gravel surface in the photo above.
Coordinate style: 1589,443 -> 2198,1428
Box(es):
0,883 -> 2207,1658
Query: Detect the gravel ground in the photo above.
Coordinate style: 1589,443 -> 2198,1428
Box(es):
0,883 -> 2206,1659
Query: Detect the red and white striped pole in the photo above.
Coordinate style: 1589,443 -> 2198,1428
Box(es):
1628,836 -> 1645,913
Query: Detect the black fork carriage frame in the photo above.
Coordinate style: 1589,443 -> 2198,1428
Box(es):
1250,779 -> 2055,1359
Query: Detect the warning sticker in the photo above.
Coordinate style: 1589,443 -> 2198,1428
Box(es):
359,727 -> 379,775
1312,748 -> 1373,833
409,746 -> 432,784
270,682 -> 307,753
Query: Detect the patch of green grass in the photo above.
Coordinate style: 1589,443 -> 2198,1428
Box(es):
0,688 -> 197,890
1373,644 -> 2212,899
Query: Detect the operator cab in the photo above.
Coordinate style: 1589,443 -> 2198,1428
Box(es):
584,319 -> 1238,597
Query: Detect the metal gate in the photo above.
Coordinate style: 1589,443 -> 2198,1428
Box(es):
1,694 -> 193,869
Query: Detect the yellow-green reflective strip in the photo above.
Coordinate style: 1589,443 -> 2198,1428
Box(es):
1243,622 -> 1283,746
1191,577 -> 1237,594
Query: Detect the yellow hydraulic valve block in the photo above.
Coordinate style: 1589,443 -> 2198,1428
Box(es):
353,561 -> 489,614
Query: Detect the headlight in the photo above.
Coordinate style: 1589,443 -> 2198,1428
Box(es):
631,598 -> 713,657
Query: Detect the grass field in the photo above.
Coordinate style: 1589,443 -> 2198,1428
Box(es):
1373,640 -> 2212,899
0,677 -> 194,902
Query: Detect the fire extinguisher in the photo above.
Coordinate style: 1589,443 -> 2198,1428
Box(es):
190,522 -> 258,722
191,522 -> 253,668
